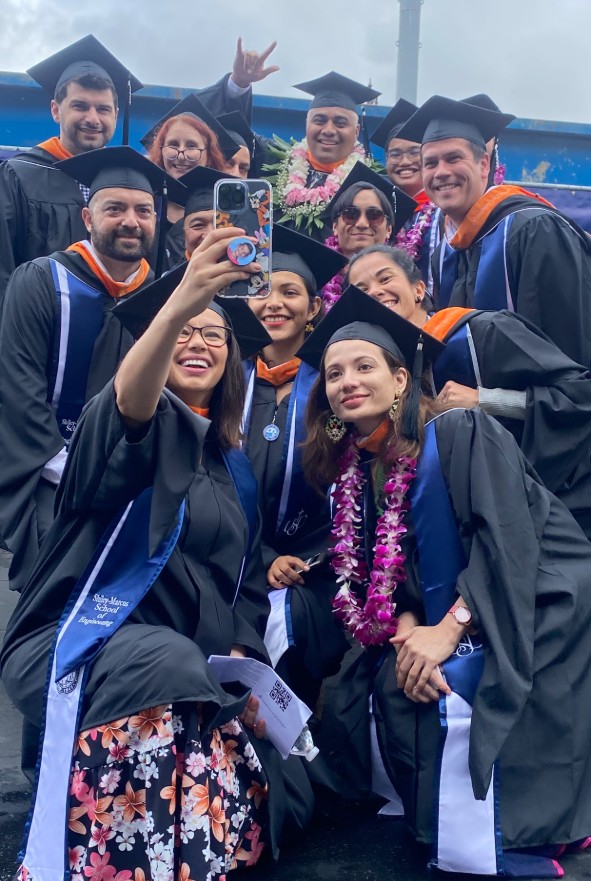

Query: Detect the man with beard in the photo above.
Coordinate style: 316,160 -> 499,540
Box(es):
399,96 -> 591,366
265,72 -> 381,238
0,147 -> 174,594
0,35 -> 276,303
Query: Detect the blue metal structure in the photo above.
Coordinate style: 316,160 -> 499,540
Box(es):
2,72 -> 591,189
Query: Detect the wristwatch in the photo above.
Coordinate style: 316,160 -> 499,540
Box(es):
448,603 -> 473,628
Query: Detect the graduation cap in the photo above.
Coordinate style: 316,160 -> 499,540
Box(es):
174,165 -> 227,216
298,284 -> 443,371
397,95 -> 515,149
323,161 -> 417,235
294,71 -> 380,112
461,93 -> 502,113
112,261 -> 272,358
370,98 -> 419,150
298,285 -> 444,441
215,111 -> 258,160
55,145 -> 187,203
27,34 -> 142,145
140,93 -> 240,160
272,225 -> 348,291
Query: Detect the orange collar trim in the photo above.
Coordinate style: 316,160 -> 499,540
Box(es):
424,307 -> 476,342
37,137 -> 73,162
357,418 -> 390,453
66,241 -> 150,299
256,356 -> 301,387
188,406 -> 209,417
449,185 -> 556,250
306,151 -> 345,174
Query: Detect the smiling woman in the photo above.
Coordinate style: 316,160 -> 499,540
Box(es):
298,286 -> 591,878
1,226 -> 314,881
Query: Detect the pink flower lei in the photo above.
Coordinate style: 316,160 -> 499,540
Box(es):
395,201 -> 437,264
330,435 -> 417,646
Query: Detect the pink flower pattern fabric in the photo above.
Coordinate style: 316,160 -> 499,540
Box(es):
20,704 -> 268,881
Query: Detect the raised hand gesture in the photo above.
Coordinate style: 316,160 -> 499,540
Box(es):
232,38 -> 279,88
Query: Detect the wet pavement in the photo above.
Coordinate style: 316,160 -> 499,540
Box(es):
1,548 -> 590,880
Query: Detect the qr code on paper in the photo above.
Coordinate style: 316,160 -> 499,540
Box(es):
269,679 -> 292,711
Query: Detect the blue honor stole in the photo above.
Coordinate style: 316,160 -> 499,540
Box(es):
242,361 -> 319,541
20,488 -> 184,881
437,214 -> 516,313
410,419 -> 502,875
431,320 -> 481,395
48,259 -> 109,447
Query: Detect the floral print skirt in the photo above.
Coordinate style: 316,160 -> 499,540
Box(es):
53,702 -> 268,881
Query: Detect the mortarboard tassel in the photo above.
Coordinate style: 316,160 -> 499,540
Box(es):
401,334 -> 423,443
154,180 -> 168,279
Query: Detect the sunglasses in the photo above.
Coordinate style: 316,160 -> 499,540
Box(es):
337,206 -> 387,225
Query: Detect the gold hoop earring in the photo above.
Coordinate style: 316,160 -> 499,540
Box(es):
325,413 -> 347,443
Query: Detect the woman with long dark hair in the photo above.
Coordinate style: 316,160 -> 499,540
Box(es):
244,226 -> 350,708
298,286 -> 591,878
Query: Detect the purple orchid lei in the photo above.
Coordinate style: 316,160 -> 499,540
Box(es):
395,202 -> 437,264
321,234 -> 346,312
330,435 -> 418,646
493,163 -> 507,186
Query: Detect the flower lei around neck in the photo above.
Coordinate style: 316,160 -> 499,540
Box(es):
264,135 -> 380,233
321,234 -> 346,311
330,435 -> 417,646
395,201 -> 438,264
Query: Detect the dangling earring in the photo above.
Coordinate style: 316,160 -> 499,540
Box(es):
305,322 -> 315,334
325,413 -> 347,443
415,296 -> 422,303
388,393 -> 401,423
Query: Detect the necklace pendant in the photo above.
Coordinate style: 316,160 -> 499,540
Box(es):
263,423 -> 281,442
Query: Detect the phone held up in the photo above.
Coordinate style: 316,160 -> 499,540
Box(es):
213,178 -> 272,298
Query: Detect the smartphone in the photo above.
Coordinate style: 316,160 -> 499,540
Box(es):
213,178 -> 272,298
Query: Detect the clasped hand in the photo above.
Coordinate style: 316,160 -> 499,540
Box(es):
390,620 -> 459,704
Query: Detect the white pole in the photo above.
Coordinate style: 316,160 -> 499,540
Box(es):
396,0 -> 422,103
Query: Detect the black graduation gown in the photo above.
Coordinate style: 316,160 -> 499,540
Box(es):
432,194 -> 591,367
431,309 -> 591,536
1,381 -> 313,854
332,408 -> 591,850
164,217 -> 186,273
245,375 -> 349,687
0,146 -> 87,303
0,75 -> 249,304
0,251 -> 149,591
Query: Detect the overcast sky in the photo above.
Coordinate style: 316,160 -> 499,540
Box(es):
0,0 -> 588,124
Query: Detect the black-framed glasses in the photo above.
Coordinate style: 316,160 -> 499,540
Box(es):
337,206 -> 387,226
177,324 -> 230,347
162,145 -> 206,162
387,146 -> 421,161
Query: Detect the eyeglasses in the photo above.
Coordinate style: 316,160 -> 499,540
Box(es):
162,145 -> 206,162
386,146 -> 421,161
177,324 -> 230,347
337,206 -> 387,226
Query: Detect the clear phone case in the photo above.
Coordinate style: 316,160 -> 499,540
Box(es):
214,178 -> 272,298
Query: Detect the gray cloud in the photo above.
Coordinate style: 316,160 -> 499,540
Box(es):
0,0 -> 588,123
